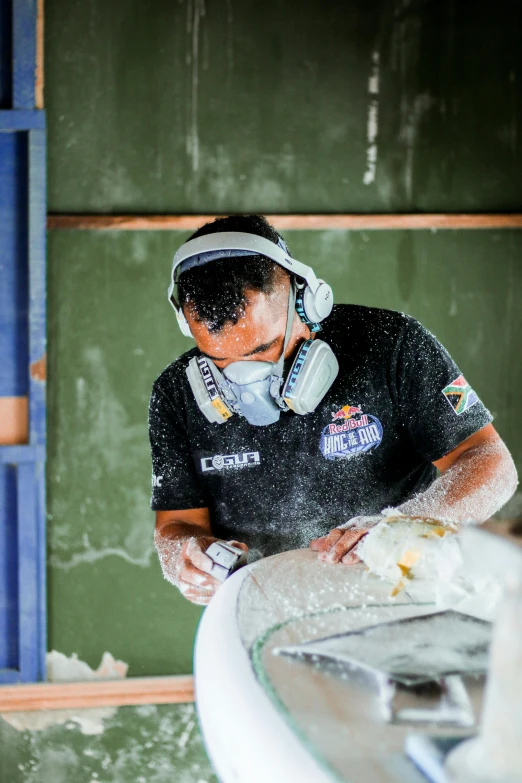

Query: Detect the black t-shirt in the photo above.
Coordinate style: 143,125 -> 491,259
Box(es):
149,305 -> 492,560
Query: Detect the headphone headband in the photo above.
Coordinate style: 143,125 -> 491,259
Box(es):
168,231 -> 333,337
168,232 -> 320,303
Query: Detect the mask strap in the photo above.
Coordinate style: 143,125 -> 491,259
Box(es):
272,279 -> 296,378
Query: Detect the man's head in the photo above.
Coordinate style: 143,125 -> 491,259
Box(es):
177,215 -> 310,369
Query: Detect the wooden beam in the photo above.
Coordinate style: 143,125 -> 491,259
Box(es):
0,675 -> 195,712
0,397 -> 28,445
35,0 -> 44,110
47,213 -> 522,232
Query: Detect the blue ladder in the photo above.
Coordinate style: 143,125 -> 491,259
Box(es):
0,0 -> 47,683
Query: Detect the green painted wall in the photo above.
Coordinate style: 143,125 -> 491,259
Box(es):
45,0 -> 522,677
46,0 -> 522,214
46,228 -> 522,672
0,704 -> 217,783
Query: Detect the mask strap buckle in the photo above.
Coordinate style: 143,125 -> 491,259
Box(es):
204,360 -> 241,414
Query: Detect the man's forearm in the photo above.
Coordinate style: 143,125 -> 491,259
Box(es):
312,435 -> 518,564
156,519 -> 208,543
395,439 -> 518,524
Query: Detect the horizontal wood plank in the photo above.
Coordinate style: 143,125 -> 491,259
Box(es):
0,397 -> 28,445
47,213 -> 522,231
36,0 -> 44,110
0,675 -> 195,712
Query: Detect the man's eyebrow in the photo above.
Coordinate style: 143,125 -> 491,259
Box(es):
204,337 -> 279,362
243,338 -> 279,357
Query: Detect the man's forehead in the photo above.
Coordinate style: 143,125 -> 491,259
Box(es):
188,288 -> 287,357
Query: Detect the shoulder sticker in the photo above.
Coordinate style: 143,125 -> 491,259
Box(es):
442,375 -> 479,416
320,404 -> 383,460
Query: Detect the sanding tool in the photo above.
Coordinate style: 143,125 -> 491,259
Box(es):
206,542 -> 248,582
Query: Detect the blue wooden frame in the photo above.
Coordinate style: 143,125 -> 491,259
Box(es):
0,0 -> 47,683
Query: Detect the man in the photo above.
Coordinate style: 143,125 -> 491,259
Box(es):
150,214 -> 518,605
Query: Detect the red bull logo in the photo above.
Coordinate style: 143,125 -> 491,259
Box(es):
328,415 -> 368,435
331,404 -> 363,421
321,406 -> 383,460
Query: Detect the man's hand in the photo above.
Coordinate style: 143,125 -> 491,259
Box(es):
177,536 -> 248,605
310,515 -> 383,565
154,508 -> 248,605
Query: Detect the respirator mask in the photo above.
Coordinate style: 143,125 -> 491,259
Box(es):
168,232 -> 339,426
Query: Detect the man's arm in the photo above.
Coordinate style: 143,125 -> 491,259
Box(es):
149,383 -> 245,605
154,507 -> 248,605
400,424 -> 518,521
311,424 -> 518,564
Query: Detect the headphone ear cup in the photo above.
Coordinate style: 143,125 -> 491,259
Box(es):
177,310 -> 194,338
302,281 -> 334,324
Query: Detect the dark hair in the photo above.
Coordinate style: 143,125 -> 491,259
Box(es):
177,214 -> 290,332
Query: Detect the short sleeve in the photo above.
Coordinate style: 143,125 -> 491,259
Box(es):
396,318 -> 493,462
148,383 -> 207,511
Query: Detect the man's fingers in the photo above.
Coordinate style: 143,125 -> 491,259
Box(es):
179,561 -> 220,589
310,536 -> 328,551
186,536 -> 227,574
317,529 -> 353,562
178,579 -> 212,595
341,551 -> 361,565
313,529 -> 343,555
190,548 -> 214,574
190,595 -> 212,606
320,529 -> 368,564
189,597 -> 211,606
180,585 -> 215,606
178,575 -> 218,605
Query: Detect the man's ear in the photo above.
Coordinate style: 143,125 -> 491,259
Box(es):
177,302 -> 194,339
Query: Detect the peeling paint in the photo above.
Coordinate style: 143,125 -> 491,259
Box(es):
400,92 -> 435,201
30,352 -> 46,382
186,0 -> 206,176
1,651 -> 128,735
49,544 -> 155,571
225,0 -> 234,84
48,345 -> 153,570
363,51 -> 380,186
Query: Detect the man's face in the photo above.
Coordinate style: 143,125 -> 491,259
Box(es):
184,272 -> 311,370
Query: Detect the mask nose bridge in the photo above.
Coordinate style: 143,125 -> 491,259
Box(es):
222,360 -> 274,385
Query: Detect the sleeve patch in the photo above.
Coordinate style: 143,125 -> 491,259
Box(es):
442,375 -> 479,416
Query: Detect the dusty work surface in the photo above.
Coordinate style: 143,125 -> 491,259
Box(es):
238,549 -> 484,783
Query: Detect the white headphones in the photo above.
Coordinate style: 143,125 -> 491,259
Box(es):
168,231 -> 334,337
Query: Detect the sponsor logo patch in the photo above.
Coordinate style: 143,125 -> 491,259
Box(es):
442,375 -> 479,416
201,451 -> 261,473
320,404 -> 383,460
152,474 -> 163,488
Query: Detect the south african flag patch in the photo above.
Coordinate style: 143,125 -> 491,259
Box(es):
442,375 -> 479,416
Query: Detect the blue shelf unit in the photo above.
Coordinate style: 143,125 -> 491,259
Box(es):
0,0 -> 47,683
